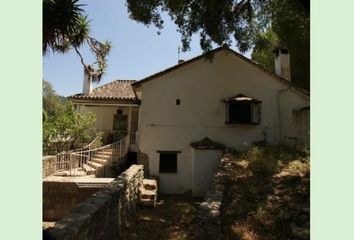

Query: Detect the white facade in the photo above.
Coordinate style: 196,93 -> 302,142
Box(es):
134,49 -> 309,194
192,148 -> 223,196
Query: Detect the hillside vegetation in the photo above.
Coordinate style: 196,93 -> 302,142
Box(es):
221,144 -> 310,240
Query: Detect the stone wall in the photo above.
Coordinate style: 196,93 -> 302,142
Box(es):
44,165 -> 144,240
195,154 -> 231,240
43,156 -> 56,178
43,179 -> 113,221
138,151 -> 149,177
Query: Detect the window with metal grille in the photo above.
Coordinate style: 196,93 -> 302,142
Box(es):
224,94 -> 261,124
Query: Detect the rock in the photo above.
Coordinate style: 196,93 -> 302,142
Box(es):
276,184 -> 287,190
274,188 -> 287,195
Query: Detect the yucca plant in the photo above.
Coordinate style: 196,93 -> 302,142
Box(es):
43,0 -> 88,53
43,0 -> 111,83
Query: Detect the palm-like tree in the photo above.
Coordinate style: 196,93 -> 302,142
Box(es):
43,0 -> 89,53
43,0 -> 111,82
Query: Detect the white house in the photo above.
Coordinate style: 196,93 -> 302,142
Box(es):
132,46 -> 309,195
69,45 -> 309,196
68,75 -> 140,154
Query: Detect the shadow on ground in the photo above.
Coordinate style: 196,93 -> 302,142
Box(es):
127,194 -> 203,240
221,158 -> 310,240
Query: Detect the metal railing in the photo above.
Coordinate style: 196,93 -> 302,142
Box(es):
76,135 -> 102,152
55,135 -> 101,173
55,135 -> 129,176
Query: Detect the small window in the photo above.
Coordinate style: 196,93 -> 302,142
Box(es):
225,94 -> 261,124
176,99 -> 181,105
159,152 -> 178,173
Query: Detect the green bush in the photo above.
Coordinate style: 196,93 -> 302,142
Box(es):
245,143 -> 310,175
247,146 -> 279,175
43,103 -> 96,154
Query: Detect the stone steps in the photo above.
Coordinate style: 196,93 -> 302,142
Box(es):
94,154 -> 111,159
82,164 -> 96,175
87,161 -> 104,169
139,179 -> 157,207
91,158 -> 108,165
97,152 -> 113,156
80,148 -> 115,176
143,179 -> 157,190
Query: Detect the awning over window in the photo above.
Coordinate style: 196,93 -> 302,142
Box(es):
223,93 -> 261,103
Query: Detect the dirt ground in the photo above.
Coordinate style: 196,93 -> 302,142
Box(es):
125,149 -> 310,240
127,194 -> 202,240
221,156 -> 310,240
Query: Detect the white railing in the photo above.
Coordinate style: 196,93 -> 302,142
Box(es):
55,136 -> 128,176
55,136 -> 101,174
76,135 -> 102,152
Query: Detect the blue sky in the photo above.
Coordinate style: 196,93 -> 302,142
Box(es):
43,0 -> 251,97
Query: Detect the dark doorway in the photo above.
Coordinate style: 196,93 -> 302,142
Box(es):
127,151 -> 137,167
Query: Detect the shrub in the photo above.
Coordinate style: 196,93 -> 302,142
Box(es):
284,160 -> 310,177
247,146 -> 279,175
244,143 -> 310,175
43,103 -> 96,154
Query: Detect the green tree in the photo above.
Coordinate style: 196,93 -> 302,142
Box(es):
43,80 -> 68,117
43,0 -> 88,53
127,0 -> 272,52
126,0 -> 308,52
43,103 -> 96,154
251,29 -> 279,71
42,80 -> 96,154
126,0 -> 309,89
252,0 -> 309,89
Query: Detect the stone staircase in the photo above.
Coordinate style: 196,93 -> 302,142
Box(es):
139,179 -> 158,207
82,148 -> 114,175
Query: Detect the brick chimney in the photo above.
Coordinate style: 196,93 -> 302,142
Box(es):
82,67 -> 92,94
274,48 -> 291,82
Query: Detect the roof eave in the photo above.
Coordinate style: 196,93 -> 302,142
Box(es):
68,97 -> 140,105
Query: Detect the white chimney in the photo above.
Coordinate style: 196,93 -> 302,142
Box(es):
82,68 -> 92,94
274,48 -> 291,82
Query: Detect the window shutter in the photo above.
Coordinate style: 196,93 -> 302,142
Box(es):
257,104 -> 261,123
250,103 -> 261,124
226,102 -> 230,122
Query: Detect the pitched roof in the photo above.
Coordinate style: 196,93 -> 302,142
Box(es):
68,80 -> 138,102
132,45 -> 309,98
191,137 -> 225,150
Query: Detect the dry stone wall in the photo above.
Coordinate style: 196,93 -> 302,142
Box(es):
138,151 -> 149,177
43,156 -> 56,178
195,154 -> 231,240
44,165 -> 144,240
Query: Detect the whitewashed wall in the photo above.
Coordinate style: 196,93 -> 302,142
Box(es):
136,49 -> 309,193
192,149 -> 223,196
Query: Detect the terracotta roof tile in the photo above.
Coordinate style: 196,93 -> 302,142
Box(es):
68,80 -> 137,101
